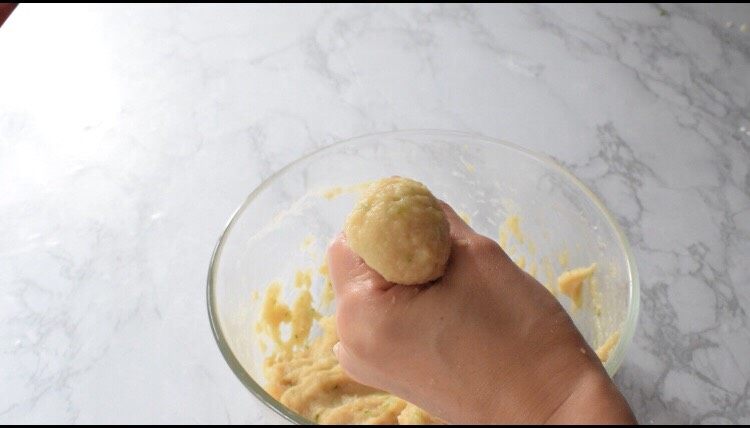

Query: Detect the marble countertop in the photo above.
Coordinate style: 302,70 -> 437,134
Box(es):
1,3 -> 749,424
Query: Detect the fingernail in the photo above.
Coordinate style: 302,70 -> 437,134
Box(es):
332,342 -> 340,358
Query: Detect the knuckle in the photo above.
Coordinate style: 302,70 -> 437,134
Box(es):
470,235 -> 501,253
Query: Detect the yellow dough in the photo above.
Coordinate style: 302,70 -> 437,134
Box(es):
258,276 -> 440,425
596,331 -> 621,362
557,263 -> 597,309
345,177 -> 451,285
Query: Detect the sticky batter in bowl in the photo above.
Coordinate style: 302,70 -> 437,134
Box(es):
257,273 -> 440,424
254,184 -> 620,425
255,261 -> 618,425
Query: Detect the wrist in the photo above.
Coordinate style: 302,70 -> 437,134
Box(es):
473,311 -> 635,425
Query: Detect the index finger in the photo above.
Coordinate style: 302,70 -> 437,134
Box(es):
326,233 -> 391,297
437,200 -> 475,241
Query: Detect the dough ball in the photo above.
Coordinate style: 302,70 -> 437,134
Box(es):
344,177 -> 451,285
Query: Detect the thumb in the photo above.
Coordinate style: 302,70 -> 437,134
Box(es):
326,233 -> 391,297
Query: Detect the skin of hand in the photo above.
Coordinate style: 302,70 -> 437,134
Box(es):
327,201 -> 636,424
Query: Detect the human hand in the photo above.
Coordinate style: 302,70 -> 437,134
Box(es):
327,201 -> 635,424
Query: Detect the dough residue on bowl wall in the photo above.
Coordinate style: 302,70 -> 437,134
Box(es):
495,213 -> 620,365
595,331 -> 621,362
557,263 -> 596,310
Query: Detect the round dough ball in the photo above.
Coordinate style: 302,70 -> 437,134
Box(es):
345,177 -> 451,285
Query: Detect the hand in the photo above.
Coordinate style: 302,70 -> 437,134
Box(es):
327,201 -> 636,424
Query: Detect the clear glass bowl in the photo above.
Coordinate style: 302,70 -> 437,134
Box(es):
207,130 -> 639,424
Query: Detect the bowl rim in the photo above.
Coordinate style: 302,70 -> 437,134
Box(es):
206,129 -> 640,423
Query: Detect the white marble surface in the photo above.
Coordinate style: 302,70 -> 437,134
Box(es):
1,3 -> 749,424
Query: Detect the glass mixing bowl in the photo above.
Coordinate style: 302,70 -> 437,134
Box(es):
207,130 -> 639,424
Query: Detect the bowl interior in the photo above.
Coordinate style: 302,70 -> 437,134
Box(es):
208,130 -> 638,423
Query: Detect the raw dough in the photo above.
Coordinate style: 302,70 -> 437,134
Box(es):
345,177 -> 451,285
595,331 -> 621,362
557,263 -> 597,310
258,277 -> 440,424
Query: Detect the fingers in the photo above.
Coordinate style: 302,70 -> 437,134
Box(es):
333,341 -> 380,389
326,233 -> 391,296
327,200 -> 471,296
437,200 -> 475,241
